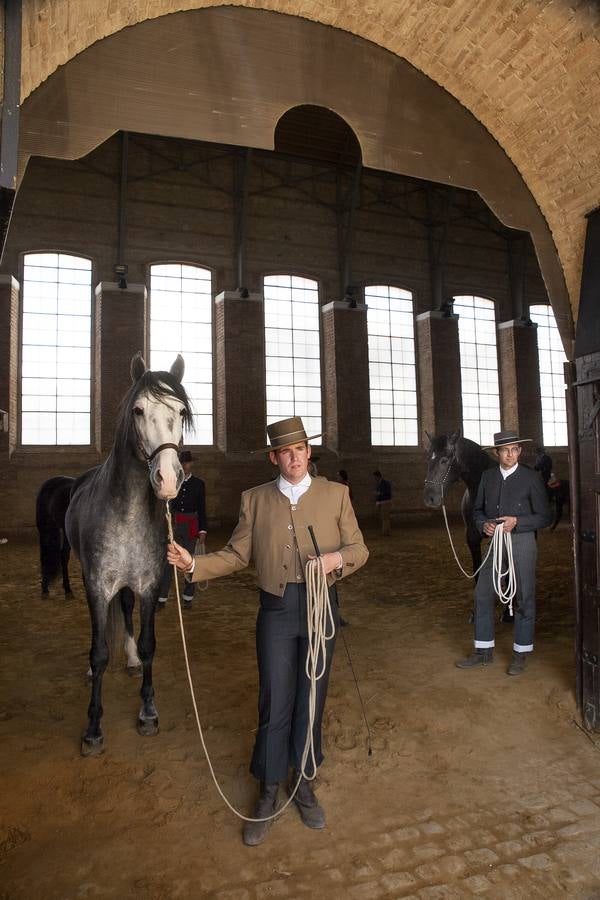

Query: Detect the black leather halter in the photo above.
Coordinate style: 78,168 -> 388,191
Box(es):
135,427 -> 182,467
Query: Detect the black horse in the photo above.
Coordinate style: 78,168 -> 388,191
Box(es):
36,476 -> 75,596
548,478 -> 570,529
66,353 -> 192,756
423,431 -> 496,574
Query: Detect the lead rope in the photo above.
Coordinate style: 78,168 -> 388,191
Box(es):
165,503 -> 335,823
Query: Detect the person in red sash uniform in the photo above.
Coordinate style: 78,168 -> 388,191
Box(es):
157,450 -> 207,609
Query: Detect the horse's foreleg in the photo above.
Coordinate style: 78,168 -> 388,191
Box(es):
82,598 -> 109,757
136,595 -> 159,737
120,588 -> 142,676
61,536 -> 73,596
551,497 -> 563,530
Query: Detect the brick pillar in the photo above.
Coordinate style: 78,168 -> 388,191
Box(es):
96,282 -> 146,452
321,301 -> 370,452
214,291 -> 265,453
0,275 -> 19,455
416,310 -> 462,439
498,319 -> 542,445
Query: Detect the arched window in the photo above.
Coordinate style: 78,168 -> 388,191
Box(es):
21,252 -> 92,445
529,304 -> 567,446
264,274 -> 321,437
366,285 -> 417,446
149,263 -> 213,444
454,295 -> 501,446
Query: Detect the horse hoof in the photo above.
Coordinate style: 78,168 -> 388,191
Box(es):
81,736 -> 105,757
126,664 -> 143,678
137,718 -> 159,737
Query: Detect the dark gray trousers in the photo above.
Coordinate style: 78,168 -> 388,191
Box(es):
474,530 -> 537,652
250,582 -> 339,784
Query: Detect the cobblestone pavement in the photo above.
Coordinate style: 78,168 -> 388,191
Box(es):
206,773 -> 600,899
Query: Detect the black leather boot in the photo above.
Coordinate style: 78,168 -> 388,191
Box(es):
455,648 -> 494,668
507,651 -> 528,676
289,772 -> 326,829
242,782 -> 279,846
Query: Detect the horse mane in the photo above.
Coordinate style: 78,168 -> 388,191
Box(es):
113,369 -> 194,459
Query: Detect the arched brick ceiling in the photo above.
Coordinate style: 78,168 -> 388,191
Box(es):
18,0 -> 600,320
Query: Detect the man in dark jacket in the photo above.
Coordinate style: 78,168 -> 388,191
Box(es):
157,450 -> 207,609
455,430 -> 552,675
373,470 -> 392,535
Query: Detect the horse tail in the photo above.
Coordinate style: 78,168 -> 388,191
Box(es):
36,482 -> 62,591
105,593 -> 126,671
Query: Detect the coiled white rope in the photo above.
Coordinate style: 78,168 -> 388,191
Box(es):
490,521 -> 517,616
441,504 -> 516,614
165,504 -> 335,823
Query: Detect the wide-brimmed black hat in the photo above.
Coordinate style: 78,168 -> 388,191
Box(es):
483,430 -> 532,450
253,416 -> 322,454
179,450 -> 194,463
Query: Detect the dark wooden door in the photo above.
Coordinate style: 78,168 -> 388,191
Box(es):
572,206 -> 600,730
573,353 -> 600,729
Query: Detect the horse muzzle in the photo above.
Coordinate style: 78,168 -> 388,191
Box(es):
149,450 -> 184,499
423,487 -> 442,508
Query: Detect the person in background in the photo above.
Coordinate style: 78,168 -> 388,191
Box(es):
157,450 -> 207,609
373,470 -> 392,536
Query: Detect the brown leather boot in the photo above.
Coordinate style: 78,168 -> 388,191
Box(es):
289,773 -> 326,829
242,782 -> 279,846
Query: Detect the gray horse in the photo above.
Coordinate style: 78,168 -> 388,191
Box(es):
66,353 -> 192,756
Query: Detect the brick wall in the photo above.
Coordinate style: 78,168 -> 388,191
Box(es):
0,132 -> 565,532
13,2 -> 598,327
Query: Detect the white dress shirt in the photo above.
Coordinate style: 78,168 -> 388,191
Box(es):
500,462 -> 519,480
276,472 -> 312,503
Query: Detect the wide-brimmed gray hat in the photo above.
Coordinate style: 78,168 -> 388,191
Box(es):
253,416 -> 322,454
483,430 -> 532,450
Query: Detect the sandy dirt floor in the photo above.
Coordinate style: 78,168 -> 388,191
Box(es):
2,516 -> 600,899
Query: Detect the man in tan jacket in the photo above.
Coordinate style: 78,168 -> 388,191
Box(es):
167,416 -> 368,846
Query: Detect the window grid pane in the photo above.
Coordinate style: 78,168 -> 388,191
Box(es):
149,263 -> 213,445
21,253 -> 92,445
366,285 -> 418,446
454,295 -> 500,446
264,275 -> 321,437
529,304 -> 567,446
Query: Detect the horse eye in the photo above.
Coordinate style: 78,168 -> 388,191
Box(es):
134,407 -> 144,417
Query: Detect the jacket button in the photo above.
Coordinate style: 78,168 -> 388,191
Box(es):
279,583 -> 284,588
291,505 -> 297,511
285,544 -> 291,550
288,524 -> 293,530
283,564 -> 287,570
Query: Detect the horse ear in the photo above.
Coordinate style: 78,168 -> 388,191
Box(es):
449,430 -> 461,445
170,354 -> 185,383
130,353 -> 147,383
425,430 -> 433,446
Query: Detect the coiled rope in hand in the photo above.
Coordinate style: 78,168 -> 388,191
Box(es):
165,503 -> 335,823
441,504 -> 517,615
